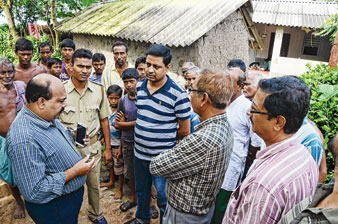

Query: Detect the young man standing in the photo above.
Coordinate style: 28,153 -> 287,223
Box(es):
59,49 -> 111,224
38,42 -> 53,71
59,38 -> 75,81
132,44 -> 191,224
89,53 -> 106,85
14,38 -> 46,84
135,56 -> 146,80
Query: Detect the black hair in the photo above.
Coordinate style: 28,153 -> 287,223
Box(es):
328,133 -> 337,166
228,59 -> 246,73
26,79 -> 52,103
46,58 -> 62,69
92,53 -> 106,63
107,84 -> 123,97
146,44 -> 172,66
122,68 -> 139,80
112,41 -> 128,53
38,42 -> 53,52
258,76 -> 310,134
15,38 -> 34,52
71,48 -> 92,64
135,56 -> 146,69
60,38 -> 76,50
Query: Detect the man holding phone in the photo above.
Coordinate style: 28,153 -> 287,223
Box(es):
6,74 -> 95,223
59,49 -> 111,224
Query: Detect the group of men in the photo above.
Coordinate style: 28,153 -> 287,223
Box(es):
0,35 -> 334,224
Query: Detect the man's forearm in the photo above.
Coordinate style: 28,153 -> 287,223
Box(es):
100,117 -> 111,150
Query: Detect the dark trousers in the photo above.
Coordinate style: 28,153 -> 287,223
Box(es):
25,186 -> 84,224
134,156 -> 167,224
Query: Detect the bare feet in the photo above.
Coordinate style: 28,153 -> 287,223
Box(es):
13,202 -> 25,219
100,182 -> 114,188
114,189 -> 123,200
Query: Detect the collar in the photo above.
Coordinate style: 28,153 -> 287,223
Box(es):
22,106 -> 55,130
67,77 -> 95,94
256,135 -> 299,164
195,113 -> 228,131
140,75 -> 173,93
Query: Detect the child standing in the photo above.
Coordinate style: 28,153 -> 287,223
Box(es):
115,68 -> 139,212
100,85 -> 124,201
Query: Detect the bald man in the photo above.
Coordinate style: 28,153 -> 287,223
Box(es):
6,74 -> 95,223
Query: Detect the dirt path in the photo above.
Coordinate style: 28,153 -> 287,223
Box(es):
2,168 -> 160,224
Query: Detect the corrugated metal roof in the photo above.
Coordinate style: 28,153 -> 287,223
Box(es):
56,0 -> 248,47
252,0 -> 338,28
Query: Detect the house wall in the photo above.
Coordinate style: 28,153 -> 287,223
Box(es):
72,10 -> 250,76
255,24 -> 332,62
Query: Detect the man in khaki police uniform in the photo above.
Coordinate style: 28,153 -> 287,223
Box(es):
59,49 -> 111,224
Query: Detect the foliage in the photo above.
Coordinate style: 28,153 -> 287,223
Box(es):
301,64 -> 338,182
315,13 -> 338,44
0,25 -> 62,64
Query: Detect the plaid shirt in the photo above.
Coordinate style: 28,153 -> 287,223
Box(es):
150,113 -> 233,215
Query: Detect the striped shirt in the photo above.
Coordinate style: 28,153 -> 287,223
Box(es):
295,117 -> 323,165
6,106 -> 86,204
223,135 -> 318,224
134,76 -> 191,161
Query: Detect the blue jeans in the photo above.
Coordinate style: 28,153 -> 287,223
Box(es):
134,156 -> 167,224
25,186 -> 84,224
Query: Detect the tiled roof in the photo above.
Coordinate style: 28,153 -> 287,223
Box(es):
56,0 -> 248,47
252,0 -> 338,28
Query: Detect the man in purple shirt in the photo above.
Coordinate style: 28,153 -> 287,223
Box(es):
223,76 -> 318,224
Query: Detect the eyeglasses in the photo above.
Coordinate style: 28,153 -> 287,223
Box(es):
250,109 -> 271,116
188,87 -> 205,94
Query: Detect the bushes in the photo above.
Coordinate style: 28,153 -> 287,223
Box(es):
0,25 -> 62,64
301,64 -> 338,182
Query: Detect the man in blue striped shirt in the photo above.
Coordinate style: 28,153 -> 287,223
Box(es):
6,74 -> 95,224
132,44 -> 191,224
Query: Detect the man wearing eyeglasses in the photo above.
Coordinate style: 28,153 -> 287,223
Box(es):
150,69 -> 234,224
223,76 -> 319,224
212,67 -> 262,224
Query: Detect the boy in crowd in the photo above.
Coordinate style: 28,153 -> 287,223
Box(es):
46,58 -> 62,78
89,53 -> 106,85
59,38 -> 75,81
14,38 -> 46,84
135,56 -> 146,80
100,85 -> 124,201
115,68 -> 139,212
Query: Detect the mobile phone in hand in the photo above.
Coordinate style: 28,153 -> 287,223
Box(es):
75,122 -> 87,147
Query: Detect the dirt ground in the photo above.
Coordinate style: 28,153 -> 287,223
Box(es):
2,167 -> 160,224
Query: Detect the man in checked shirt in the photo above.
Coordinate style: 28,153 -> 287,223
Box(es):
150,69 -> 234,224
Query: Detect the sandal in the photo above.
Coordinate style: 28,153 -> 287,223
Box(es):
124,218 -> 149,224
120,200 -> 137,212
150,205 -> 158,219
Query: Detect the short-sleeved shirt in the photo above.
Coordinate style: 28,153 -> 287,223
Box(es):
13,81 -> 26,113
134,76 -> 191,161
117,94 -> 137,142
109,111 -> 120,147
60,61 -> 70,82
59,79 -> 111,138
88,72 -> 102,85
102,63 -> 133,90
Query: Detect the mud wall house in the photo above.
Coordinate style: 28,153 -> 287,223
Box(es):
56,0 -> 262,77
251,0 -> 338,76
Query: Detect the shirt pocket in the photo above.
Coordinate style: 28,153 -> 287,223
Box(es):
60,106 -> 76,124
86,105 -> 100,122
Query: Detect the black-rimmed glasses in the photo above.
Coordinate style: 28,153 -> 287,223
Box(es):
188,87 -> 205,94
250,110 -> 271,116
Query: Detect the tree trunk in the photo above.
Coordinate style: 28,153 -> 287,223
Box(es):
50,0 -> 59,48
0,0 -> 18,39
328,30 -> 338,69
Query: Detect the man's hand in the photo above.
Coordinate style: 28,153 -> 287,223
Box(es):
65,155 -> 95,183
102,145 -> 112,164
